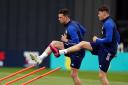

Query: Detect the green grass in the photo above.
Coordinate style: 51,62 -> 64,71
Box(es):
0,67 -> 128,85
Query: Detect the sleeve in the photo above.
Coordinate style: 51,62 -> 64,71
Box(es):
79,24 -> 86,36
67,25 -> 79,44
96,22 -> 113,44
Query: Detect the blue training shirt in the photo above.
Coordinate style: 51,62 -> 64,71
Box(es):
96,17 -> 120,54
64,20 -> 86,44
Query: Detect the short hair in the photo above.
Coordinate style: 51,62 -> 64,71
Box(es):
58,8 -> 70,17
98,6 -> 110,13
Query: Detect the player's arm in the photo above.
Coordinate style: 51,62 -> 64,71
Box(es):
96,22 -> 113,44
67,25 -> 79,43
61,33 -> 68,42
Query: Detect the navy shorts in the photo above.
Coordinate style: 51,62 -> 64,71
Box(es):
64,42 -> 85,69
90,42 -> 115,72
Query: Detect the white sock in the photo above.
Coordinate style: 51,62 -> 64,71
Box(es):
39,52 -> 48,60
59,49 -> 68,54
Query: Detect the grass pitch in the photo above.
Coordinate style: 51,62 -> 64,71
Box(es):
0,67 -> 128,85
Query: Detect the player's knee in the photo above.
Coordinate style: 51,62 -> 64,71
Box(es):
71,73 -> 77,78
50,41 -> 57,46
79,41 -> 87,48
99,72 -> 106,79
51,40 -> 56,44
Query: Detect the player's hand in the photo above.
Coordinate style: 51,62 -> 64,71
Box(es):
93,36 -> 98,42
61,34 -> 68,42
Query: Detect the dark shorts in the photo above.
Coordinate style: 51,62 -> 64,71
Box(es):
64,42 -> 85,69
90,42 -> 115,72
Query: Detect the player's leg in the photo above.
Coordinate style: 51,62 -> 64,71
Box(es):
30,40 -> 64,64
70,54 -> 84,85
39,40 -> 64,58
60,41 -> 92,54
71,68 -> 81,85
50,41 -> 92,57
99,70 -> 109,85
98,50 -> 114,85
